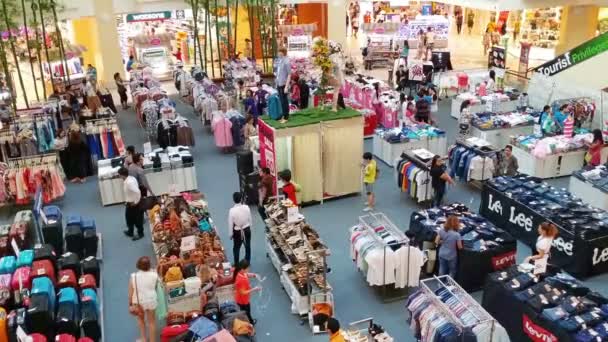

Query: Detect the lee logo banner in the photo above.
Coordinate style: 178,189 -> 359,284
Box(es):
523,315 -> 558,342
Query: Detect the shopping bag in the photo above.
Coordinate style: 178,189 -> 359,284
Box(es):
156,281 -> 168,322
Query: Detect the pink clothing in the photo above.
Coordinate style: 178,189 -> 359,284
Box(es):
211,117 -> 233,148
562,117 -> 574,137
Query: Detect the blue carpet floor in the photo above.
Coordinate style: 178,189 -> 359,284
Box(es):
2,89 -> 606,341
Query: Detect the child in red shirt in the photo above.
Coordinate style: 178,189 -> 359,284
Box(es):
233,259 -> 261,324
279,170 -> 298,206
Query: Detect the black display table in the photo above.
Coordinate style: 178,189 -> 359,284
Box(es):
479,183 -> 608,278
482,270 -> 573,342
408,213 -> 517,292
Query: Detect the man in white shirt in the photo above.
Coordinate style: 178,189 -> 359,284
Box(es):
228,192 -> 252,265
119,167 -> 144,241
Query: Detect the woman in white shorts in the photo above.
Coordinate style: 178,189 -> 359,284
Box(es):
129,256 -> 159,342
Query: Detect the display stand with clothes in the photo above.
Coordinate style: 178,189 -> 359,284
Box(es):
511,132 -> 608,178
432,68 -> 489,97
156,116 -> 195,149
264,199 -> 332,316
394,150 -> 434,204
448,138 -> 498,183
0,112 -> 59,162
480,175 -> 608,278
450,91 -> 520,120
83,118 -> 126,170
350,212 -> 423,302
258,111 -> 364,205
408,203 -> 517,291
97,145 -> 197,206
373,125 -> 447,167
407,275 -> 508,342
482,265 -> 608,342
343,318 -> 395,342
569,165 -> 608,211
469,108 -> 540,148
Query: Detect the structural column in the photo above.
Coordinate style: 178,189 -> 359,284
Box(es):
555,5 -> 599,55
327,0 -> 346,46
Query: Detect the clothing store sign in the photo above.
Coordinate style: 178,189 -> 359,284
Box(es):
523,314 -> 558,342
126,11 -> 172,23
491,250 -> 516,270
535,32 -> 608,76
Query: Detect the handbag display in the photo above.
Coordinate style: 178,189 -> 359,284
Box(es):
128,274 -> 144,318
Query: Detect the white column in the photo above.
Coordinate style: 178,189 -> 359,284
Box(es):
327,0 -> 346,46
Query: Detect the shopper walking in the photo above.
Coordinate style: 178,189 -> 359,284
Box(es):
524,222 -> 558,264
114,73 -> 129,110
228,192 -> 252,264
275,47 -> 291,124
482,29 -> 491,55
486,70 -> 496,93
430,155 -> 453,207
233,259 -> 261,324
434,215 -> 462,278
119,167 -> 144,241
513,19 -> 521,41
65,130 -> 90,184
86,64 -> 97,84
467,11 -> 475,34
84,78 -> 101,115
395,65 -> 407,91
425,27 -> 435,60
173,48 -> 183,62
351,17 -> 359,39
258,167 -> 273,221
496,145 -> 519,176
124,145 -> 136,167
415,91 -> 431,123
400,41 -> 409,66
586,129 -> 604,167
458,100 -> 472,138
455,12 -> 463,34
129,256 -> 158,342
128,153 -> 154,197
327,317 -> 347,342
126,55 -> 135,72
362,152 -> 377,212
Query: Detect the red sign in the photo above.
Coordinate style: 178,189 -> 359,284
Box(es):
491,250 -> 516,270
523,315 -> 558,342
150,38 -> 161,46
374,27 -> 385,34
497,11 -> 510,32
258,119 -> 277,195
519,42 -> 532,74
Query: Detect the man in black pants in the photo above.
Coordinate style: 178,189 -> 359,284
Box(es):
275,47 -> 291,123
257,167 -> 273,222
228,192 -> 253,264
118,167 -> 144,241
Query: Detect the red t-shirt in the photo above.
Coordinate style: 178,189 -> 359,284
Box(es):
282,183 -> 298,206
234,272 -> 251,305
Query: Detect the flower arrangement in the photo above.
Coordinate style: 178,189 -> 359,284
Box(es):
311,37 -> 332,90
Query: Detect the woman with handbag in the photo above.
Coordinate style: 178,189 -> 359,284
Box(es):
129,256 -> 159,342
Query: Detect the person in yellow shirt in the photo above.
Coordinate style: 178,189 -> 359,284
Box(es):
486,20 -> 496,33
327,317 -> 347,342
362,152 -> 377,212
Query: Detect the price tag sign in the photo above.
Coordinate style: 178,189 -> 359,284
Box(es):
534,257 -> 548,275
180,235 -> 196,252
287,206 -> 299,223
143,142 -> 152,155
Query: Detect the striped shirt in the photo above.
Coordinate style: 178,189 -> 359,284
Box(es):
563,116 -> 574,137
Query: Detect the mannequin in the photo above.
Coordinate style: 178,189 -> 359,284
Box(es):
327,42 -> 345,112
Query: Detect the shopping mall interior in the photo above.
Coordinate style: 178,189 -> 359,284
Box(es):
0,0 -> 606,341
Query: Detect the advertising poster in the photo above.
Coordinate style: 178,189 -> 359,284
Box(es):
519,42 -> 532,74
257,119 -> 277,195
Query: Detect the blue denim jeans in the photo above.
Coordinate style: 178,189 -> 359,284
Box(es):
439,257 -> 458,278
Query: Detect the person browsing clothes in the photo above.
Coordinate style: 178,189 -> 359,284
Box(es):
496,144 -> 519,176
430,155 -> 454,207
228,192 -> 253,265
524,222 -> 558,264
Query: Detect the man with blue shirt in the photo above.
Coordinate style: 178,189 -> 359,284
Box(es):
275,47 -> 291,123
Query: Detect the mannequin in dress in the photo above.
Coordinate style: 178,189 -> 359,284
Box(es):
327,42 -> 345,112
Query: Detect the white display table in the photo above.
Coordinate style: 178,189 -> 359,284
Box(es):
569,176 -> 608,211
265,238 -> 309,315
451,98 -> 519,119
511,145 -> 608,179
98,165 -> 198,206
373,135 -> 447,167
470,125 -> 534,149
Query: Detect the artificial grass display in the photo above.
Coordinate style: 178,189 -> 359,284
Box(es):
260,107 -> 362,129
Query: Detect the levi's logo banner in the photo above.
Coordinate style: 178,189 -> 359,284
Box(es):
523,315 -> 558,342
492,250 -> 516,270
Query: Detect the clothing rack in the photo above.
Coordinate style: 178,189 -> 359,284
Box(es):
397,150 -> 433,206
7,153 -> 59,168
453,138 -> 498,186
420,275 -> 496,340
358,212 -> 410,302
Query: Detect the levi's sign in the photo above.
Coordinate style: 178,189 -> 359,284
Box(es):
126,11 -> 172,22
535,32 -> 608,76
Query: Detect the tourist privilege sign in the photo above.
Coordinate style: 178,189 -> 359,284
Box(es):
126,11 -> 172,23
535,32 -> 608,76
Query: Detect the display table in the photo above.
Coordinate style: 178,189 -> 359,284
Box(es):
450,97 -> 519,119
470,124 -> 534,148
408,203 -> 517,291
479,181 -> 608,278
569,176 -> 608,211
372,134 -> 447,167
511,145 -> 608,179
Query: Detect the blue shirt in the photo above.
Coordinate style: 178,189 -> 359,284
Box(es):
438,229 -> 461,260
554,110 -> 567,126
126,59 -> 134,71
275,57 -> 291,86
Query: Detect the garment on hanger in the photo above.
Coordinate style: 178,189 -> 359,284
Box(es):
448,144 -> 496,182
395,158 -> 432,203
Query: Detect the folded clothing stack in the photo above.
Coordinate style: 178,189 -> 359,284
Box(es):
573,165 -> 608,193
513,130 -> 592,157
489,175 -> 608,239
408,203 -> 515,252
375,125 -> 446,144
472,110 -> 541,130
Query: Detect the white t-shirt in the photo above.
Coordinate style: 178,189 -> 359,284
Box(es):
131,271 -> 159,306
426,32 -> 435,45
486,78 -> 496,93
536,236 -> 553,258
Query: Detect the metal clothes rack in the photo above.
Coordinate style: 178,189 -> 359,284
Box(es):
358,212 -> 411,302
397,150 -> 434,206
420,275 -> 497,341
7,153 -> 59,168
454,138 -> 499,188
